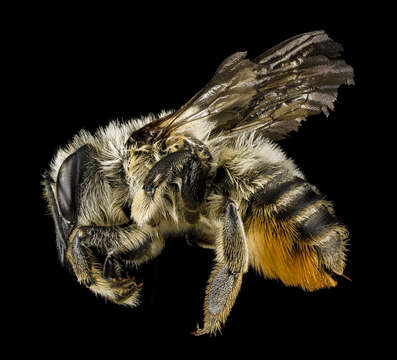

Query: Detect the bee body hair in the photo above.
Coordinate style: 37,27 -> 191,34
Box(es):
202,133 -> 348,290
43,31 -> 352,335
48,116 -> 348,292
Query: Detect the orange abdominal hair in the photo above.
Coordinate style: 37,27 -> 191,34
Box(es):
246,215 -> 337,291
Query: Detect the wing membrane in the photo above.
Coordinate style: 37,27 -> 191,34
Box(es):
131,31 -> 353,144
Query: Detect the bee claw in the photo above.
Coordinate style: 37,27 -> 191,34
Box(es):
76,226 -> 89,238
78,274 -> 96,287
192,325 -> 207,337
143,183 -> 156,199
103,255 -> 114,280
104,250 -> 122,281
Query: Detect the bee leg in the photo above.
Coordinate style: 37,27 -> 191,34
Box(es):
142,150 -> 191,198
194,201 -> 248,336
131,137 -> 212,225
68,225 -> 121,286
68,228 -> 96,286
103,250 -> 123,280
181,155 -> 210,224
67,224 -> 162,285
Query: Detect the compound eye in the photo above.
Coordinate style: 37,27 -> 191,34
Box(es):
56,145 -> 90,222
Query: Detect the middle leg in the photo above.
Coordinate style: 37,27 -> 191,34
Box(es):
130,136 -> 213,226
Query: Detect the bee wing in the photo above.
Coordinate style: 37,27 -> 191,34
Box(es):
132,30 -> 353,143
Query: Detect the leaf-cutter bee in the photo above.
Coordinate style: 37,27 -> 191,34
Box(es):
43,30 -> 353,335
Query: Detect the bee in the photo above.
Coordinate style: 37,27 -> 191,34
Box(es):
43,30 -> 353,335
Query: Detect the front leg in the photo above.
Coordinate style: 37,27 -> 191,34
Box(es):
66,223 -> 163,286
194,200 -> 249,336
131,136 -> 212,226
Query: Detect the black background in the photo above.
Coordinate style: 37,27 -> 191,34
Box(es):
15,4 -> 369,354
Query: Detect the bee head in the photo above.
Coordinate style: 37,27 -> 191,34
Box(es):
43,122 -> 166,307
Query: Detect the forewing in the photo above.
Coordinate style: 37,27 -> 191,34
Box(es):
131,31 -> 353,144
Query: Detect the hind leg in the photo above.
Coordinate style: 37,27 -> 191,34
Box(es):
193,200 -> 248,336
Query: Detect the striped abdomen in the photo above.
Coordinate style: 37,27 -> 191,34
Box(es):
245,175 -> 348,291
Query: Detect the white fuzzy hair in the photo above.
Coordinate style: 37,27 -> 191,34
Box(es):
49,110 -> 174,181
209,131 -> 304,179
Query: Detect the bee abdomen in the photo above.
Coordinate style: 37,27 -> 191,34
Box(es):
289,198 -> 348,275
251,176 -> 341,242
246,176 -> 348,289
294,203 -> 338,241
